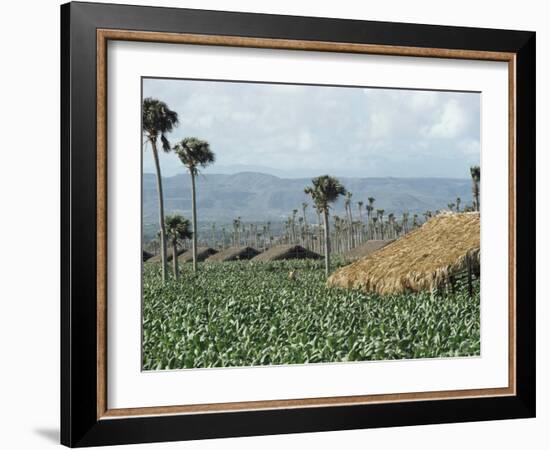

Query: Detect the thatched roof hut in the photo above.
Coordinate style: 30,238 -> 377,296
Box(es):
327,213 -> 480,295
145,247 -> 186,263
342,240 -> 394,262
178,247 -> 218,263
252,245 -> 322,262
143,250 -> 153,262
205,246 -> 260,262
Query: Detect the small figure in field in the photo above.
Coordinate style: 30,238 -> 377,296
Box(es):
288,270 -> 296,281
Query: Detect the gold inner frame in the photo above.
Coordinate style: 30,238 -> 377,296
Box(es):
96,29 -> 517,420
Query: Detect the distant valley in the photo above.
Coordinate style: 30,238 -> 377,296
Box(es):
143,172 -> 473,240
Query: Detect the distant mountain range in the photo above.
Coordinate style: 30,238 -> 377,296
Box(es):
143,172 -> 473,238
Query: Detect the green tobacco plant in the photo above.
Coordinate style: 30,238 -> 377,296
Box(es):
142,260 -> 480,370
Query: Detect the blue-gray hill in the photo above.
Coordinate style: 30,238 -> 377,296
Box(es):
143,171 -> 472,226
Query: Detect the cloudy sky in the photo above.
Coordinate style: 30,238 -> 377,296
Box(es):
142,77 -> 480,179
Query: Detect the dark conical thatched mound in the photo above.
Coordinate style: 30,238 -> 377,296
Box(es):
145,247 -> 186,263
252,245 -> 322,262
178,247 -> 218,263
205,246 -> 260,262
342,240 -> 394,262
327,213 -> 480,295
143,250 -> 153,262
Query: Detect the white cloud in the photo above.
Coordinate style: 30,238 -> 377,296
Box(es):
459,138 -> 481,156
297,129 -> 314,151
143,79 -> 480,178
367,111 -> 392,140
408,91 -> 438,112
423,98 -> 468,139
229,111 -> 255,123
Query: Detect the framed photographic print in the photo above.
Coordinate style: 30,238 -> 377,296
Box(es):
61,1 -> 536,447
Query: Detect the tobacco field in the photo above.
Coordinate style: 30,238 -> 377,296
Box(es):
142,260 -> 480,370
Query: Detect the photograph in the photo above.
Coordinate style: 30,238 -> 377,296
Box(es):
141,77 -> 482,371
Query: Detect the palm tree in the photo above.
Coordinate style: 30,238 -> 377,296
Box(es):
356,201 -> 363,242
284,217 -> 292,244
266,221 -> 272,249
372,216 -> 378,239
210,223 -> 216,247
376,209 -> 385,239
261,224 -> 267,249
344,192 -> 354,250
298,217 -> 304,246
147,236 -> 160,255
302,202 -> 309,248
165,214 -> 192,280
174,137 -> 215,272
304,175 -> 347,277
388,213 -> 395,238
314,205 -> 323,254
221,227 -> 227,249
333,216 -> 342,254
367,197 -> 375,239
142,98 -> 179,281
357,201 -> 364,222
401,212 -> 409,235
470,166 -> 480,211
233,217 -> 241,247
292,209 -> 299,244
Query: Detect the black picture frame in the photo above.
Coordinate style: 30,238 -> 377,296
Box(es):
61,1 -> 535,447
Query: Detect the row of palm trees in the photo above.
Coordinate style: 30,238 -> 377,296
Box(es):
144,171 -> 481,280
143,95 -> 481,280
204,165 -> 480,255
155,187 -> 477,255
300,166 -> 480,276
278,198 -> 415,254
143,98 -> 215,281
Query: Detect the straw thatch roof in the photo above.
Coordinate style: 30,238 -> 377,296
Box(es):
205,246 -> 260,262
145,247 -> 186,263
252,245 -> 322,262
177,247 -> 218,263
143,250 -> 153,262
327,212 -> 480,295
342,240 -> 394,262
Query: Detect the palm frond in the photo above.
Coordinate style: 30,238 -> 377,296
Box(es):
165,214 -> 193,241
160,134 -> 171,152
304,175 -> 347,212
142,97 -> 179,150
174,137 -> 215,173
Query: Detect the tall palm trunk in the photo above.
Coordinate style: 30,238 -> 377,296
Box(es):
302,213 -> 308,248
473,181 -> 480,211
151,141 -> 168,281
323,210 -> 331,277
367,213 -> 372,241
190,172 -> 198,272
357,205 -> 363,244
211,223 -> 215,247
316,210 -> 322,254
348,206 -> 354,249
171,238 -> 179,280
